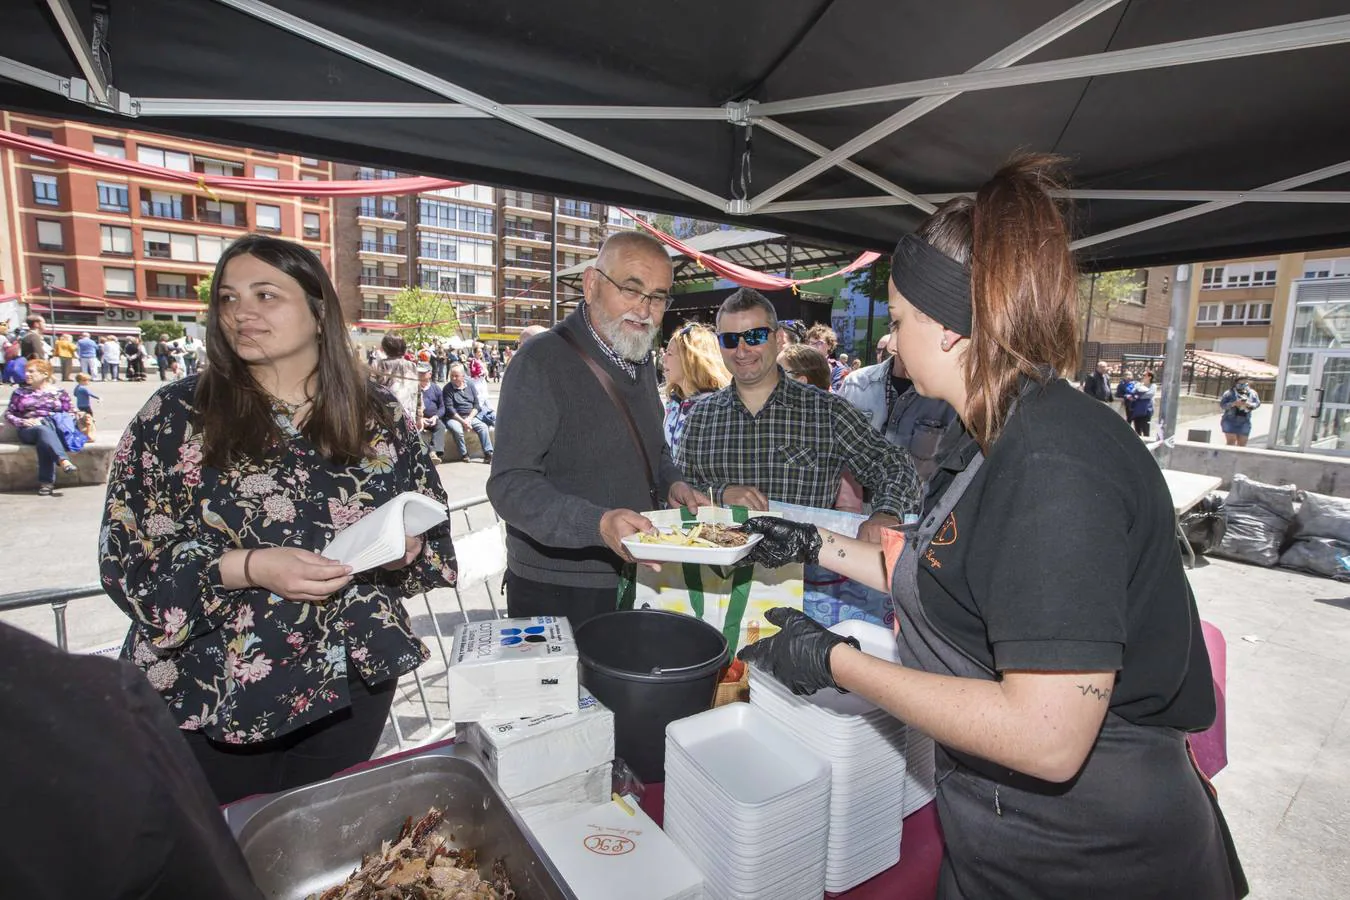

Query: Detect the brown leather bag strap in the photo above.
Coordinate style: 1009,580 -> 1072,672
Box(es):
557,328 -> 660,509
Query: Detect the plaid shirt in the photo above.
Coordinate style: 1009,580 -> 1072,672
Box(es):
675,372 -> 921,516
581,301 -> 641,380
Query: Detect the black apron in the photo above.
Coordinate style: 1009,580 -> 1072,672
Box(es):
890,450 -> 1247,899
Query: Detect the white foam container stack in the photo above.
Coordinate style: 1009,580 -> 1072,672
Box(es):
663,703 -> 830,900
748,620 -> 916,893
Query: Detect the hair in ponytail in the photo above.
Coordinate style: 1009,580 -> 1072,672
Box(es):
913,154 -> 1079,449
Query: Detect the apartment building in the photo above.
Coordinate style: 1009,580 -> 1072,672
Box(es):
332,167 -> 636,343
0,111 -> 332,335
1079,268 -> 1173,345
1164,247 -> 1350,362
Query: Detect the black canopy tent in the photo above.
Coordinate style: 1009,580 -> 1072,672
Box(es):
4,0 -> 1350,444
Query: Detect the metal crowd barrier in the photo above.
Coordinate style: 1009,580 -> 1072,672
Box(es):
0,494 -> 508,754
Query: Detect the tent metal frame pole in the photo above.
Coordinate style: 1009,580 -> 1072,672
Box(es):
754,118 -> 934,213
748,0 -> 1124,211
1071,160 -> 1350,250
211,0 -> 729,212
43,0 -> 109,105
0,55 -> 68,96
134,98 -> 729,120
764,189 -> 1350,214
753,14 -> 1350,116
927,189 -> 1350,204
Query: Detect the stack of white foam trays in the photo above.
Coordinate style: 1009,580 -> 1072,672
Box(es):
663,703 -> 830,900
749,620 -> 919,893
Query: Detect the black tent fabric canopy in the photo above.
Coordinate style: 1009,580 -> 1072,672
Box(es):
4,0 -> 1350,270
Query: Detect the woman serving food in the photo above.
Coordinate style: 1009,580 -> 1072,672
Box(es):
732,156 -> 1246,899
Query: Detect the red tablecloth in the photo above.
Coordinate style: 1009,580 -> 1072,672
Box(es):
336,622 -> 1229,900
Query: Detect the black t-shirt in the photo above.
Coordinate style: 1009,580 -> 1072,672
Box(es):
918,378 -> 1215,730
890,374 -> 914,401
0,623 -> 263,899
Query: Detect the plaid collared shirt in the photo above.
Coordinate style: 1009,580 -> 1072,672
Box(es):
581,301 -> 642,380
675,371 -> 921,516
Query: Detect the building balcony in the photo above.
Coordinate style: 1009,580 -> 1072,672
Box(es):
359,241 -> 406,258
359,274 -> 408,291
501,194 -> 555,216
555,202 -> 601,224
196,207 -> 247,228
357,208 -> 407,230
556,236 -> 602,252
355,168 -> 400,180
503,287 -> 583,303
501,316 -> 551,329
502,257 -> 552,272
502,225 -> 553,244
139,201 -> 187,222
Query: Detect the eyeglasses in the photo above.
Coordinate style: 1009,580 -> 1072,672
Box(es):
717,327 -> 775,349
593,267 -> 673,308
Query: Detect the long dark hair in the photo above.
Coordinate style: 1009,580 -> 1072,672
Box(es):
196,234 -> 393,466
914,154 -> 1079,448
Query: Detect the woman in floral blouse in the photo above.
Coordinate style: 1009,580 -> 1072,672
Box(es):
5,358 -> 79,495
101,235 -> 457,805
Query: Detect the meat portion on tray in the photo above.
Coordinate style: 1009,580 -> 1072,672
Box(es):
311,806 -> 515,900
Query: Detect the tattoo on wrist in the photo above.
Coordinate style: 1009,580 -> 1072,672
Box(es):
1077,683 -> 1110,701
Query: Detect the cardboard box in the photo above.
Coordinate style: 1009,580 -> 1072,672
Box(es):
531,797 -> 704,900
463,688 -> 615,796
511,762 -> 614,832
448,617 -> 579,722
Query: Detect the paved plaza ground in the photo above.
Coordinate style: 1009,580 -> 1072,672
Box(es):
1,375 -> 1345,898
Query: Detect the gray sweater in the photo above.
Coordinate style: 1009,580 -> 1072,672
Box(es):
486,309 -> 683,589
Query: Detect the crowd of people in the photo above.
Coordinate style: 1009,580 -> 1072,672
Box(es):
2,156 -> 1246,897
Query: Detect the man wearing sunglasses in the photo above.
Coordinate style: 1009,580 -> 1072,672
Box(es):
488,231 -> 708,625
675,289 -> 920,543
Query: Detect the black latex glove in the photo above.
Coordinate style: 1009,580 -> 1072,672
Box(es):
740,516 -> 822,567
737,607 -> 860,695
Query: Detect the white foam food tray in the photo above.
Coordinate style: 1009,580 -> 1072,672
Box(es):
665,703 -> 830,806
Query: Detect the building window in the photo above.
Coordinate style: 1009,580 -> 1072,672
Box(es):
254,164 -> 280,180
27,127 -> 56,162
198,158 -> 243,177
92,137 -> 126,159
40,263 -> 66,289
101,225 -> 133,255
137,145 -> 192,172
1196,304 -> 1220,327
303,212 -> 321,239
35,220 -> 63,250
1303,258 -> 1350,279
142,190 -> 184,220
1200,267 -> 1224,290
200,200 -> 240,227
197,235 -> 224,264
104,267 -> 136,296
32,174 -> 59,205
97,181 -> 129,212
256,204 -> 281,232
1202,260 -> 1278,289
151,272 -> 189,299
300,156 -> 319,165
418,198 -> 494,234
143,230 -> 171,258
1219,303 -> 1273,326
170,233 -> 197,261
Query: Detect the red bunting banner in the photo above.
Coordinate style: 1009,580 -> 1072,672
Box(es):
622,208 -> 879,292
0,128 -> 462,197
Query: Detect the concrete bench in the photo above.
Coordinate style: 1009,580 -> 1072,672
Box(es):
0,422 -> 115,492
439,424 -> 495,462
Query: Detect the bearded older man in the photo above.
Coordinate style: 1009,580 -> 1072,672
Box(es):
487,231 -> 708,625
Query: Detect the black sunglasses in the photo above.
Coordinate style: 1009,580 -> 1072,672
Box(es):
717,326 -> 775,349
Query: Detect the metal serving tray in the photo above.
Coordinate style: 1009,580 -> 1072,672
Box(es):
228,745 -> 576,900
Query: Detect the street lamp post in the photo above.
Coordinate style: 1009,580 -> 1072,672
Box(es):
42,270 -> 55,329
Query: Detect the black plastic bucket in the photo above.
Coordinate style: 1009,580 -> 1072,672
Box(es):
574,609 -> 728,784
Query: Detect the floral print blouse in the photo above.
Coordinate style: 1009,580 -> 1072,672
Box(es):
5,385 -> 72,427
100,377 -> 457,744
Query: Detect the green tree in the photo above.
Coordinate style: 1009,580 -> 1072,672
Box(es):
845,256 -> 892,351
388,286 -> 461,348
195,273 -> 212,304
139,320 -> 186,342
1079,269 -> 1145,337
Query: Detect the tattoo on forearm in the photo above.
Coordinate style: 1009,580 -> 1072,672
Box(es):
826,534 -> 835,544
837,549 -> 846,558
1077,684 -> 1111,701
